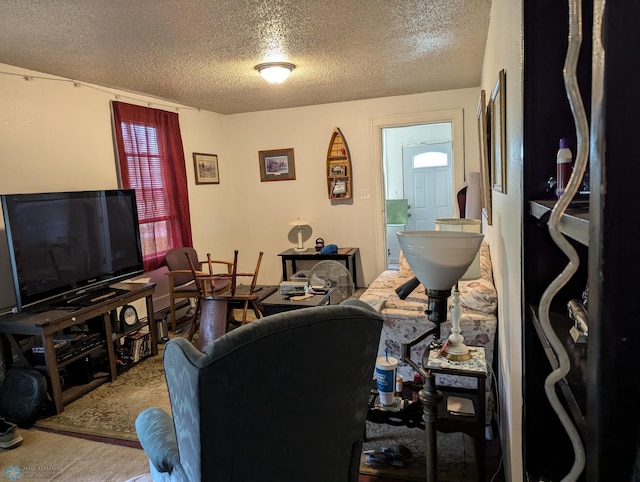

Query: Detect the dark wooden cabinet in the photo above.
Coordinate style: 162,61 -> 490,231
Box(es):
523,1 -> 640,480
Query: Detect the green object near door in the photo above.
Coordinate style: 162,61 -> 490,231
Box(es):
386,199 -> 409,225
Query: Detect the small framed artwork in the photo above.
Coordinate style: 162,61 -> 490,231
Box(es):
258,148 -> 296,182
330,164 -> 347,177
476,89 -> 492,225
193,153 -> 220,184
489,69 -> 506,194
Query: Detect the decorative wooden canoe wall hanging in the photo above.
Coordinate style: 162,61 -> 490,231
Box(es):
326,127 -> 352,200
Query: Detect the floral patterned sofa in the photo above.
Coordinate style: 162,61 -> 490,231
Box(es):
359,242 -> 498,424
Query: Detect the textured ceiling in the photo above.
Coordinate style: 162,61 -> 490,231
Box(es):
0,1 -> 491,115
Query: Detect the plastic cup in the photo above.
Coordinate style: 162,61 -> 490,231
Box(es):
375,356 -> 398,405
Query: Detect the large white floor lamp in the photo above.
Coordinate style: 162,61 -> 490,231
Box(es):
396,229 -> 484,482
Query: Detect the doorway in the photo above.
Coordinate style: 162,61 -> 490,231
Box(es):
371,110 -> 465,274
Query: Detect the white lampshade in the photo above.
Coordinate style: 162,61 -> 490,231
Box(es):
397,231 -> 484,291
255,62 -> 295,84
434,219 -> 482,280
288,218 -> 310,228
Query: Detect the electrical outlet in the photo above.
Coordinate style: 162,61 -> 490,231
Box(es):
360,189 -> 370,200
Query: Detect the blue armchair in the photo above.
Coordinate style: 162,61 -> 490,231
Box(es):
135,301 -> 383,481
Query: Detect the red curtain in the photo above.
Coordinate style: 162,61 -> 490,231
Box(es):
112,101 -> 192,271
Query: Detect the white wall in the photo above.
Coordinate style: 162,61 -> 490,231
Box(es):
0,62 -> 480,308
197,89 -> 480,286
480,0 -> 524,480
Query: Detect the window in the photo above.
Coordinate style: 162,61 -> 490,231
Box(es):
413,151 -> 448,168
112,101 -> 192,271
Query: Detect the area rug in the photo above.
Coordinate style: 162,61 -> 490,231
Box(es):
1,428 -> 150,481
36,351 -> 476,481
34,310 -> 476,481
35,353 -> 169,442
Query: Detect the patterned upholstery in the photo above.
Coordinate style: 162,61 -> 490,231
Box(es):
359,242 -> 498,424
135,302 -> 383,482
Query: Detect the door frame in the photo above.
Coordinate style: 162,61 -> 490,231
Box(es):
371,109 -> 465,275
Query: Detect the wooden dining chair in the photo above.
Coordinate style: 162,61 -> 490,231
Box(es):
187,250 -> 265,344
230,251 -> 265,325
164,247 -> 233,331
184,252 -> 232,342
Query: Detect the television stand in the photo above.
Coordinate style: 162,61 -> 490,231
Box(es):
63,286 -> 127,307
0,282 -> 157,415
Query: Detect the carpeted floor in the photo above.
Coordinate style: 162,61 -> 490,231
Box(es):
362,422 -> 477,481
0,428 -> 150,481
32,298 -> 485,481
34,335 -> 478,482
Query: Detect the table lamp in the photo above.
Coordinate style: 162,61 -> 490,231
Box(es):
288,218 -> 310,251
397,230 -> 484,361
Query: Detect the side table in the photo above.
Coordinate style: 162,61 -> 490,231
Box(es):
425,345 -> 488,482
277,247 -> 360,287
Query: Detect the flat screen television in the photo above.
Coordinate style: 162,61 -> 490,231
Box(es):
1,189 -> 144,312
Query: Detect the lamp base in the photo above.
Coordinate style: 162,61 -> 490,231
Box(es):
294,228 -> 305,251
442,350 -> 472,362
442,340 -> 472,361
442,283 -> 471,361
294,247 -> 306,251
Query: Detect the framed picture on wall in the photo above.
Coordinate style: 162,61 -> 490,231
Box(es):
258,148 -> 296,182
193,153 -> 220,184
477,89 -> 492,225
489,69 -> 506,194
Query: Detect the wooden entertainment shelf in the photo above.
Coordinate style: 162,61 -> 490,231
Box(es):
0,282 -> 157,414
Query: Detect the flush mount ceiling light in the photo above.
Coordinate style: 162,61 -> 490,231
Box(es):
255,62 -> 295,84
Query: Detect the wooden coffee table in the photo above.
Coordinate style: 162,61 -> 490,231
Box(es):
260,290 -> 332,316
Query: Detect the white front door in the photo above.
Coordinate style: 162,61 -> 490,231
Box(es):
402,142 -> 454,231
